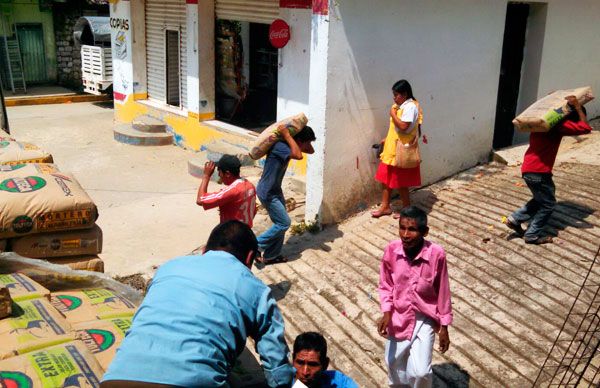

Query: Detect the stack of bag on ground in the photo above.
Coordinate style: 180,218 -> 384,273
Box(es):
513,86 -> 594,132
0,131 -> 104,272
0,272 -> 137,386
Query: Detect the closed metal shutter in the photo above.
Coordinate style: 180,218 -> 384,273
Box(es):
145,0 -> 187,109
215,0 -> 279,24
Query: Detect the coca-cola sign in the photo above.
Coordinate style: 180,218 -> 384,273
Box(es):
269,19 -> 290,49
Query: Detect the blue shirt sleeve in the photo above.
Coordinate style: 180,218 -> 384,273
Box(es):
253,286 -> 294,387
322,370 -> 360,388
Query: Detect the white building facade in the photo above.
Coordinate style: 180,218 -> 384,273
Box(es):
109,0 -> 600,223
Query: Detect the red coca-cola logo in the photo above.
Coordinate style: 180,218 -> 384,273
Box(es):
269,19 -> 290,49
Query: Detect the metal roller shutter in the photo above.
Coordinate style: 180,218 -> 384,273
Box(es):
145,0 -> 188,109
215,0 -> 279,24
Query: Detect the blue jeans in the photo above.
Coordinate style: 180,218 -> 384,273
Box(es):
510,173 -> 556,239
257,196 -> 290,260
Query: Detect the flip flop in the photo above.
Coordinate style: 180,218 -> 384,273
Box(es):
371,209 -> 393,218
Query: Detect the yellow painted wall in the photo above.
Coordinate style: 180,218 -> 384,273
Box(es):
114,96 -> 307,176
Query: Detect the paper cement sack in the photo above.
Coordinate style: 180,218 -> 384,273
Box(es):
0,141 -> 53,165
74,316 -> 132,370
0,298 -> 73,360
0,239 -> 6,252
513,86 -> 594,132
0,286 -> 11,319
0,163 -> 60,178
0,172 -> 97,239
10,225 -> 103,259
51,289 -> 136,324
249,113 -> 308,160
47,256 -> 105,273
0,341 -> 104,387
0,273 -> 50,302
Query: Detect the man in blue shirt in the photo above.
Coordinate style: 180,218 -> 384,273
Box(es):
293,332 -> 359,388
101,221 -> 294,388
256,125 -> 316,265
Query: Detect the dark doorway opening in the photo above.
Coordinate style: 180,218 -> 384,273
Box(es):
165,29 -> 181,107
215,20 -> 277,132
492,3 -> 530,149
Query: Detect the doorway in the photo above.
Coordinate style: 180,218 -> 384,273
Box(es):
165,29 -> 181,107
215,20 -> 278,132
492,3 -> 529,149
16,24 -> 47,84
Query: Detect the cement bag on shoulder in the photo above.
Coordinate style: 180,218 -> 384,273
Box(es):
249,113 -> 308,160
513,86 -> 594,132
0,252 -> 142,305
0,171 -> 97,238
10,225 -> 103,259
0,140 -> 53,165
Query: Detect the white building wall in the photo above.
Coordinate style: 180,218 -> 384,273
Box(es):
109,0 -> 135,102
319,0 -> 507,222
515,0 -> 600,143
186,2 -> 200,114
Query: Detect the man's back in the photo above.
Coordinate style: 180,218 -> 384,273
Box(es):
257,141 -> 291,201
103,251 -> 291,387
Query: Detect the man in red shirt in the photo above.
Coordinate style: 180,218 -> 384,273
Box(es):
505,96 -> 592,244
197,155 -> 257,227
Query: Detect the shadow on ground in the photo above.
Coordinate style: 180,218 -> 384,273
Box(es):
280,223 -> 344,264
433,362 -> 471,387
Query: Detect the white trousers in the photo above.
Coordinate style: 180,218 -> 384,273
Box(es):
385,315 -> 435,388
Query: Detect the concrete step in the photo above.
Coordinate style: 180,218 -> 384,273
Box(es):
113,124 -> 173,146
201,141 -> 255,166
132,115 -> 168,133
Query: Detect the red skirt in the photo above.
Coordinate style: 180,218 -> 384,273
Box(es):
375,162 -> 421,189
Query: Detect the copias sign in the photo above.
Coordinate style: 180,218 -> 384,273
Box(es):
269,19 -> 290,49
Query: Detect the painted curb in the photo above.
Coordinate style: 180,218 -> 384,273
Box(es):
5,94 -> 111,107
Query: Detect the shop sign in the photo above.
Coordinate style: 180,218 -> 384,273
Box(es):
269,19 -> 290,49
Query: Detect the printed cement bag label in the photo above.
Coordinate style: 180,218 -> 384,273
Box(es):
51,289 -> 136,324
513,86 -> 594,132
249,113 -> 308,160
0,273 -> 50,302
0,299 -> 73,360
0,172 -> 97,239
74,317 -> 132,370
0,163 -> 60,178
0,141 -> 53,165
0,341 -> 103,387
11,225 -> 103,259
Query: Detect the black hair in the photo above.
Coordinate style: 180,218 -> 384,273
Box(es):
565,105 -> 587,122
205,220 -> 258,263
217,154 -> 241,176
399,206 -> 428,233
293,332 -> 328,365
294,126 -> 316,143
392,79 -> 416,100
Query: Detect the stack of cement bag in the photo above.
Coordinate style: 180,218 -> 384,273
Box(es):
0,134 -> 104,272
0,272 -> 138,384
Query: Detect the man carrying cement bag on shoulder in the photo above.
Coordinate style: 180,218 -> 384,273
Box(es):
101,220 -> 294,388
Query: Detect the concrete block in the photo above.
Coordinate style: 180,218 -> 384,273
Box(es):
113,124 -> 174,146
132,115 -> 168,133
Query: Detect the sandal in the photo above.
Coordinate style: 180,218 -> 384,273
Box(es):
256,255 -> 287,265
504,217 -> 525,236
524,236 -> 553,245
371,209 -> 393,218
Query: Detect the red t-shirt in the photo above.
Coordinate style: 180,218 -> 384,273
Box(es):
200,178 -> 257,227
521,119 -> 592,174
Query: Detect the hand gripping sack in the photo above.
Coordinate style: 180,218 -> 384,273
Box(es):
513,86 -> 594,132
249,113 -> 308,160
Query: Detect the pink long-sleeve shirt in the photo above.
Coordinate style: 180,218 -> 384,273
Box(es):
379,239 -> 453,340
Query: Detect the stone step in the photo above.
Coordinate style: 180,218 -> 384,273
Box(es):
201,141 -> 255,166
132,115 -> 168,133
113,124 -> 173,146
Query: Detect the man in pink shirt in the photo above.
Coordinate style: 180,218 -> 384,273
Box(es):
377,206 -> 453,388
504,96 -> 592,244
196,155 -> 257,227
